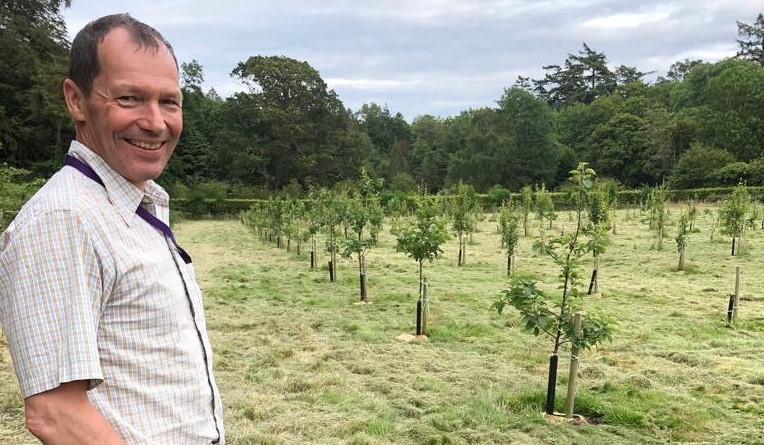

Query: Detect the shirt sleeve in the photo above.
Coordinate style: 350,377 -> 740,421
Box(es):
0,209 -> 105,398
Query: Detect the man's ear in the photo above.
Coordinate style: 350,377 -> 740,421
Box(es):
62,79 -> 86,122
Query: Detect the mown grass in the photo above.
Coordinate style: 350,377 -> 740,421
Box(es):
2,204 -> 764,444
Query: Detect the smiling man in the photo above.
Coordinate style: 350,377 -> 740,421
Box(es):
0,14 -> 224,444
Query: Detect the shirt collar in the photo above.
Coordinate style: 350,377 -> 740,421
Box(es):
67,141 -> 170,226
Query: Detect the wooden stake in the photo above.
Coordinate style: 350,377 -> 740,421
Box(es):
733,266 -> 740,323
421,276 -> 429,336
566,312 -> 583,417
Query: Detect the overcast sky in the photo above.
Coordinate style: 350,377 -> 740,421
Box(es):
62,1 -> 760,122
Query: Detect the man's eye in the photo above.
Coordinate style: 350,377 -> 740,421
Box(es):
117,96 -> 140,105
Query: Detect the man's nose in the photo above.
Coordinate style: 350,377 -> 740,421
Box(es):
138,101 -> 167,132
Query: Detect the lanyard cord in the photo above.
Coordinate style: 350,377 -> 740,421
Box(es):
63,155 -> 192,264
65,155 -> 220,441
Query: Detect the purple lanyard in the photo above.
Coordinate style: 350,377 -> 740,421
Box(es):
64,155 -> 192,264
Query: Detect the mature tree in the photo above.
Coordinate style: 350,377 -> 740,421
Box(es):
736,13 -> 764,66
586,113 -> 654,187
497,87 -> 560,188
698,59 -> 764,161
223,55 -> 359,189
410,114 -> 448,191
354,102 -> 411,180
445,108 -> 513,191
0,0 -> 72,173
531,43 -> 617,108
161,60 -> 222,186
671,144 -> 736,189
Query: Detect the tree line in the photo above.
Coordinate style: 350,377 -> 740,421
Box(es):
2,2 -> 764,195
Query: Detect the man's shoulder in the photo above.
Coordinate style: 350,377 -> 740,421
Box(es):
4,168 -> 108,240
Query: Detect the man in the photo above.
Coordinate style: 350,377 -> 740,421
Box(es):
0,14 -> 224,444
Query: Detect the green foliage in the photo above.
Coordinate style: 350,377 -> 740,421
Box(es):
0,164 -> 42,230
534,183 -> 556,228
494,277 -> 614,351
498,202 -> 520,256
340,168 -> 384,260
671,145 -> 736,189
586,184 -> 612,256
0,0 -> 72,174
484,186 -> 512,210
675,212 -> 691,255
392,195 -> 450,284
495,162 -> 615,355
447,181 -> 479,237
5,10 -> 764,205
496,87 -> 560,188
737,13 -> 764,66
719,183 -> 750,240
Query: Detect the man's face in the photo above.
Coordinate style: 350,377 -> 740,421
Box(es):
65,27 -> 182,190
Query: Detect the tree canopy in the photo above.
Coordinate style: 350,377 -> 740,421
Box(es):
2,5 -> 764,194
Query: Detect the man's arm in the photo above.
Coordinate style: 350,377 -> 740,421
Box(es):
24,380 -> 126,445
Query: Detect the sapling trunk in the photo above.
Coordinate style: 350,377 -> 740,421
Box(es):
421,275 -> 429,335
358,254 -> 367,301
565,312 -> 583,417
733,266 -> 740,323
588,254 -> 599,295
727,293 -> 735,325
416,260 -> 424,335
546,192 -> 585,415
678,248 -> 685,271
311,237 -> 317,269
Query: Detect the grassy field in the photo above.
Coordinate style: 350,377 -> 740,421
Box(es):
2,204 -> 764,444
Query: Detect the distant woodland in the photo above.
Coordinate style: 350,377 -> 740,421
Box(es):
2,2 -> 764,197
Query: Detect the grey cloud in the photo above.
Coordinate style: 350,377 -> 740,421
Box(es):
63,0 -> 757,120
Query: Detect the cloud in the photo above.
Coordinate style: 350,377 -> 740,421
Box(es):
62,0 -> 758,120
582,10 -> 673,30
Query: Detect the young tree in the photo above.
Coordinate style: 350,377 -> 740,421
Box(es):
393,195 -> 450,336
535,183 -> 556,230
340,168 -> 384,301
499,201 -> 520,276
317,188 -> 346,281
304,188 -> 324,269
603,179 -> 619,234
675,212 -> 691,271
265,196 -> 287,248
720,183 -> 751,256
586,184 -> 611,294
494,163 -> 614,416
521,185 -> 533,237
645,183 -> 669,250
448,181 -> 478,266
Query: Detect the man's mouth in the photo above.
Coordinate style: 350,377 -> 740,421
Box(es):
127,139 -> 162,150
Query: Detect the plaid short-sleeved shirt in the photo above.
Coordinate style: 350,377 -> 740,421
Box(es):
0,141 -> 225,444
